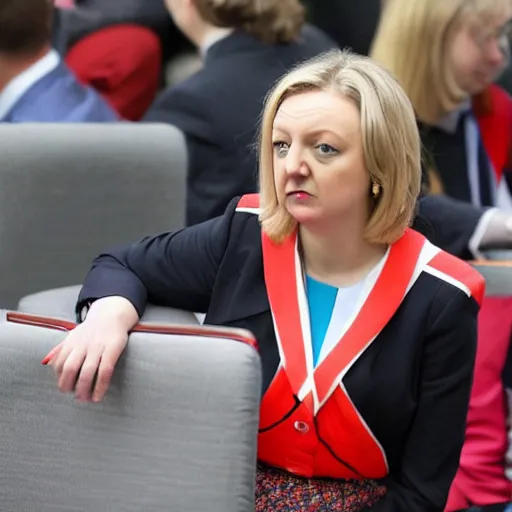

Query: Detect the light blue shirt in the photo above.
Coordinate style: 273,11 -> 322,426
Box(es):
305,275 -> 338,367
306,275 -> 368,367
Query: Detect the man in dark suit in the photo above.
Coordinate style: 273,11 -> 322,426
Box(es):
144,0 -> 336,225
0,0 -> 117,122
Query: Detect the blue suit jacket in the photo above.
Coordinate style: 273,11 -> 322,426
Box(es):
1,63 -> 118,123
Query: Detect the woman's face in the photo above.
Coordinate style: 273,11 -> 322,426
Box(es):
448,5 -> 512,94
272,90 -> 371,230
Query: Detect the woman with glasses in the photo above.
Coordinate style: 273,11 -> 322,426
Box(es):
372,0 -> 512,209
372,1 -> 512,511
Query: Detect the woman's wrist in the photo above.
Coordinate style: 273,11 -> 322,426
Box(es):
83,296 -> 139,330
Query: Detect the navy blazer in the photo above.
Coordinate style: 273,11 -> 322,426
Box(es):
418,194 -> 486,259
78,197 -> 479,511
143,26 -> 336,226
1,62 -> 118,123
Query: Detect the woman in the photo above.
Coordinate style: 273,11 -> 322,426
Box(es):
371,2 -> 512,510
45,51 -> 484,511
371,0 -> 512,208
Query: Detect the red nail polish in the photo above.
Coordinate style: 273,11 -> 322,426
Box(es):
41,355 -> 52,365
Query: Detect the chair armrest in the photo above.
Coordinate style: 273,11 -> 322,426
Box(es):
469,261 -> 512,297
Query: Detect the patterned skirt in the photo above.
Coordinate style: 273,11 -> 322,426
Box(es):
255,463 -> 387,511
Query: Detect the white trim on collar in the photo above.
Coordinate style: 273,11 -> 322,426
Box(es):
0,49 -> 61,121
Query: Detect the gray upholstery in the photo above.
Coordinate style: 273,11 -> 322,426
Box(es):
482,250 -> 512,261
0,312 -> 260,511
18,285 -> 199,324
471,262 -> 512,297
0,123 -> 187,309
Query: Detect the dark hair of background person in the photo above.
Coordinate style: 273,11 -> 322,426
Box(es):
0,0 -> 53,56
194,0 -> 306,44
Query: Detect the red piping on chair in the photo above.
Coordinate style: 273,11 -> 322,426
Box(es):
6,311 -> 259,350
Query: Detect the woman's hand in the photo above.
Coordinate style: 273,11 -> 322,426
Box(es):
43,296 -> 139,403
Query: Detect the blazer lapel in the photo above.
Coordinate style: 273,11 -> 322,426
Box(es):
262,230 -> 316,414
312,229 -> 430,411
263,228 -> 433,416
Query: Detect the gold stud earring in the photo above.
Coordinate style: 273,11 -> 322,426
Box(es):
372,182 -> 381,198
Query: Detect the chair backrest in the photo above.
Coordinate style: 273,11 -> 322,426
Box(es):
471,261 -> 512,296
0,123 -> 187,309
0,312 -> 260,512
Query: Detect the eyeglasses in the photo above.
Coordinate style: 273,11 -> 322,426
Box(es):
470,18 -> 512,58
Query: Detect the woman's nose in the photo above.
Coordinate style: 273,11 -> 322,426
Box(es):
490,35 -> 508,67
284,147 -> 309,176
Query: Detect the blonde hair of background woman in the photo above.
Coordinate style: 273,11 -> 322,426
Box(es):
371,0 -> 509,124
258,50 -> 422,245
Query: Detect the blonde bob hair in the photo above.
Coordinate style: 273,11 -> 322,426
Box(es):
371,0 -> 509,124
258,50 -> 422,245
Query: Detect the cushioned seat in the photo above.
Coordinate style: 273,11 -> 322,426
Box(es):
0,311 -> 260,511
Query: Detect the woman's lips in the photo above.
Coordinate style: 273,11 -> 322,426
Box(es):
287,191 -> 312,200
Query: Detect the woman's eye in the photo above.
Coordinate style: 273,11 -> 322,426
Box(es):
273,141 -> 289,158
316,143 -> 338,156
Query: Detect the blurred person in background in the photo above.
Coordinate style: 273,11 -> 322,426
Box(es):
143,0 -> 336,226
52,0 -> 166,120
0,0 -> 117,122
372,1 -> 512,511
372,0 -> 512,210
52,0 -> 172,51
